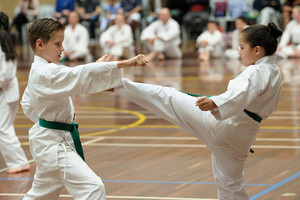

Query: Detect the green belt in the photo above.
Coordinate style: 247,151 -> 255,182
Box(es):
181,91 -> 261,153
39,118 -> 85,161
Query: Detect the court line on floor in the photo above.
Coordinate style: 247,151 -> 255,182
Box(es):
250,171 -> 300,200
0,193 -> 216,200
87,143 -> 300,149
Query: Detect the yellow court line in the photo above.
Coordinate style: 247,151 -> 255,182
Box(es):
19,107 -> 146,146
16,124 -> 300,130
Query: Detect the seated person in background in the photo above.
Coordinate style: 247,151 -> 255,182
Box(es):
54,0 -> 76,25
277,6 -> 300,59
225,16 -> 249,60
146,0 -> 168,24
100,0 -> 120,31
183,0 -> 210,37
119,0 -> 142,33
140,7 -> 182,61
100,14 -> 135,61
62,11 -> 90,62
283,0 -> 300,28
253,0 -> 282,26
196,21 -> 223,61
11,0 -> 39,44
77,0 -> 101,39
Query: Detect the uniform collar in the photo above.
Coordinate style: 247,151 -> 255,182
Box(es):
33,55 -> 49,64
255,55 -> 276,65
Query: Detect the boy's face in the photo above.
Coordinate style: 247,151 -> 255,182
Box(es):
36,30 -> 64,63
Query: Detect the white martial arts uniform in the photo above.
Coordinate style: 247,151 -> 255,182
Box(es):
0,47 -> 29,170
62,23 -> 90,61
21,56 -> 122,200
196,30 -> 223,58
100,23 -> 135,58
115,56 -> 282,200
276,20 -> 300,59
140,18 -> 182,58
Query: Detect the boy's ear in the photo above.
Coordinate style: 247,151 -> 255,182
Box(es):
36,39 -> 43,50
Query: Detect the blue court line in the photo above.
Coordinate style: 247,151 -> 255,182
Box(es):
249,171 -> 300,200
0,177 -> 272,186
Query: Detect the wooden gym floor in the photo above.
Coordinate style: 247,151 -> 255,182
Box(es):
0,43 -> 300,200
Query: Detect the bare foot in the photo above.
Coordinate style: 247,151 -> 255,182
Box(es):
7,165 -> 30,174
157,53 -> 165,61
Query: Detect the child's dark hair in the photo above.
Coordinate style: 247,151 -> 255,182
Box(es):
241,22 -> 282,56
236,16 -> 248,24
28,18 -> 65,51
0,12 -> 17,61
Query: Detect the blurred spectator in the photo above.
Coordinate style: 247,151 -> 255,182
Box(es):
277,6 -> 300,59
253,0 -> 282,26
140,8 -> 182,61
183,0 -> 210,37
54,0 -> 76,25
196,21 -> 223,61
119,0 -> 142,33
77,0 -> 101,39
227,0 -> 248,19
100,14 -> 135,61
62,11 -> 91,62
225,16 -> 248,60
146,0 -> 168,24
283,0 -> 300,27
100,0 -> 120,31
10,0 -> 39,44
166,0 -> 188,25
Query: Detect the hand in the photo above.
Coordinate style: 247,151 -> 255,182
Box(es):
195,96 -> 217,111
96,54 -> 111,62
117,54 -> 148,68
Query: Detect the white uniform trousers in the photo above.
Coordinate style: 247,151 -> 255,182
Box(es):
23,143 -> 105,200
147,40 -> 182,58
115,79 -> 249,200
0,93 -> 28,169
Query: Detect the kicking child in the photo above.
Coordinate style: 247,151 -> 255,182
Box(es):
21,18 -> 146,200
113,22 -> 282,199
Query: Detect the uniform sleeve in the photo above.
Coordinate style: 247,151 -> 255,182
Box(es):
0,48 -> 16,88
31,61 -> 122,99
115,25 -> 134,46
209,70 -> 260,120
21,86 -> 39,122
140,22 -> 157,41
279,22 -> 292,46
100,27 -> 113,47
157,21 -> 180,42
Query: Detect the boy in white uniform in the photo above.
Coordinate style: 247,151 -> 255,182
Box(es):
277,6 -> 300,59
62,11 -> 90,62
141,7 -> 182,61
100,14 -> 135,61
21,18 -> 147,200
196,21 -> 223,61
113,22 -> 282,199
0,12 -> 29,174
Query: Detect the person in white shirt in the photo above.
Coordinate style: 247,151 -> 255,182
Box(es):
225,16 -> 248,60
0,11 -> 29,174
111,22 -> 282,200
62,11 -> 91,62
141,7 -> 182,61
196,21 -> 223,61
21,18 -> 147,200
100,14 -> 135,61
277,6 -> 300,59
